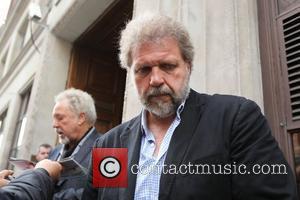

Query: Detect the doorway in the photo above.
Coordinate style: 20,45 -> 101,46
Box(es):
67,0 -> 133,133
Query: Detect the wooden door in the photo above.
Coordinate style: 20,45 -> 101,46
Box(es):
67,0 -> 133,133
68,47 -> 126,133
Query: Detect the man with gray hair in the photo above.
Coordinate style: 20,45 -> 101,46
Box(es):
50,88 -> 101,200
83,14 -> 297,199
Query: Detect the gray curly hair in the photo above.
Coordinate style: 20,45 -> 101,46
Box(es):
118,13 -> 194,70
54,88 -> 97,125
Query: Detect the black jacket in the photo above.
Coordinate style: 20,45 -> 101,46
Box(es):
49,127 -> 100,200
0,169 -> 53,200
83,89 -> 298,200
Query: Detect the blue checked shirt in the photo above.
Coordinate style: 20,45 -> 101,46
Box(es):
134,102 -> 185,200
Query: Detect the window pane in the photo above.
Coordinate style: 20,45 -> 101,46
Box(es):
10,85 -> 32,160
17,117 -> 27,147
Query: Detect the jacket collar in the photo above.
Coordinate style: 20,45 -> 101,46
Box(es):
119,89 -> 207,199
74,127 -> 99,164
159,89 -> 206,199
119,116 -> 142,200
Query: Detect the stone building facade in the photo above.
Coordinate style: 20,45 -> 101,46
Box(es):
0,0 -> 299,190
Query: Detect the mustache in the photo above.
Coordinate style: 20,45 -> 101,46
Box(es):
55,128 -> 63,134
145,85 -> 173,99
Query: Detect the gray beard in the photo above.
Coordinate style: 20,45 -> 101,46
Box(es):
140,77 -> 190,118
58,135 -> 70,145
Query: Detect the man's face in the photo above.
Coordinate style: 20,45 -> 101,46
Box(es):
131,37 -> 191,118
36,147 -> 51,162
52,100 -> 81,144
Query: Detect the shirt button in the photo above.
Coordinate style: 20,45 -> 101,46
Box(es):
149,140 -> 155,147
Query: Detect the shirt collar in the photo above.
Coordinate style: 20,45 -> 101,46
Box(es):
58,126 -> 95,160
141,100 -> 186,137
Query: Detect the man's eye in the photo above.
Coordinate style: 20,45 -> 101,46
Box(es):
160,63 -> 176,71
135,66 -> 151,75
56,116 -> 63,121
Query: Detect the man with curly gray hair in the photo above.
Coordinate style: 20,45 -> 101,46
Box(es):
50,88 -> 101,200
118,13 -> 194,71
83,14 -> 297,200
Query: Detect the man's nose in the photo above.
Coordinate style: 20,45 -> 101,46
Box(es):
149,67 -> 164,87
52,120 -> 58,128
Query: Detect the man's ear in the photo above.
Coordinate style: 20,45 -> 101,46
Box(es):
186,62 -> 192,73
78,113 -> 86,125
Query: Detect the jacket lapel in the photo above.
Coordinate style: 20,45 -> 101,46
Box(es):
119,116 -> 142,200
74,128 -> 99,165
159,90 -> 206,199
49,144 -> 63,161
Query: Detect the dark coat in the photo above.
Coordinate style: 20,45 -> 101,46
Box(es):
83,89 -> 298,200
0,169 -> 53,200
50,128 -> 100,200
